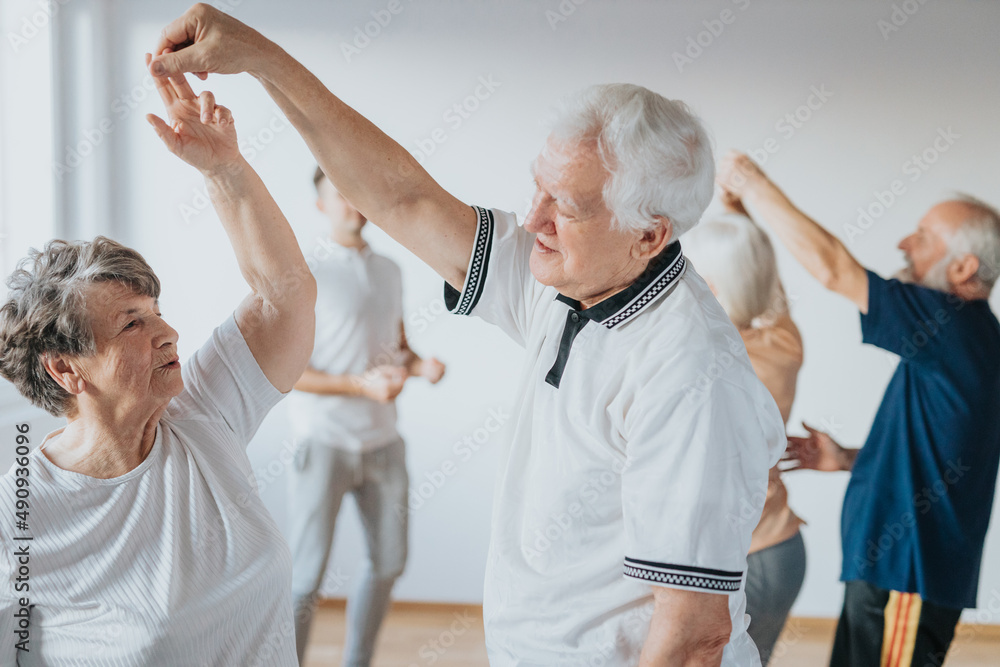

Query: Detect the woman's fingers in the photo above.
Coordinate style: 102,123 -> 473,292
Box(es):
146,113 -> 179,153
214,104 -> 233,126
198,90 -> 216,124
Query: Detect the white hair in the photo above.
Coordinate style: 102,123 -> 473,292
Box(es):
947,194 -> 1000,292
683,213 -> 780,329
548,83 -> 715,240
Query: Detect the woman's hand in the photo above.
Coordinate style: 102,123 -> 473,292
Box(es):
145,53 -> 241,174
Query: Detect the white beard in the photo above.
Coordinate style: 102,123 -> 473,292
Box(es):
894,255 -> 952,292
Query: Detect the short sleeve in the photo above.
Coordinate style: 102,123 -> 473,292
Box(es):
168,313 -> 286,446
620,362 -> 783,594
444,206 -> 541,346
861,269 -> 962,364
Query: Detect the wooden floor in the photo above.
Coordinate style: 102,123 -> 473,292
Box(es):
304,601 -> 1000,666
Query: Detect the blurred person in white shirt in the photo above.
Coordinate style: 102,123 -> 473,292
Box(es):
287,167 -> 445,666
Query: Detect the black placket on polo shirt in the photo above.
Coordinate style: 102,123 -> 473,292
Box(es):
545,241 -> 687,388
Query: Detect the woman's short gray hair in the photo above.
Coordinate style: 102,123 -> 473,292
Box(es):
0,236 -> 160,416
549,83 -> 715,240
683,213 -> 780,329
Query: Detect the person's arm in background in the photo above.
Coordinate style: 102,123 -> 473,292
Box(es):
293,365 -> 407,404
783,423 -> 859,472
397,321 -> 446,384
149,4 -> 477,290
145,55 -> 315,393
717,151 -> 870,314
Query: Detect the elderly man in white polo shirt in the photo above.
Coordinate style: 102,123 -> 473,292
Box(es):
150,6 -> 785,664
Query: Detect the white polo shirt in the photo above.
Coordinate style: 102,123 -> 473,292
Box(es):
445,207 -> 786,666
287,242 -> 404,452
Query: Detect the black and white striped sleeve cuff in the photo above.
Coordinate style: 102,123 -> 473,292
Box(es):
623,557 -> 743,593
444,206 -> 494,316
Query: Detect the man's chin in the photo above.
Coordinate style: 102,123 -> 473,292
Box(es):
892,267 -> 917,284
528,250 -> 560,287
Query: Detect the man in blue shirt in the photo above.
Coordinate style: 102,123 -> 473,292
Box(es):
718,151 -> 1000,667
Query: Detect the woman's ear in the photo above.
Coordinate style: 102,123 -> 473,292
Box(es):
41,354 -> 86,396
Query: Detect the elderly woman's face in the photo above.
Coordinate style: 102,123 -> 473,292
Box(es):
71,281 -> 183,413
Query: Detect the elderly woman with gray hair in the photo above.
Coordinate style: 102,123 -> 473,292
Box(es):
0,59 -> 314,666
684,195 -> 807,666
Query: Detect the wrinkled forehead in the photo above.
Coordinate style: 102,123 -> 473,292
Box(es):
83,281 -> 158,333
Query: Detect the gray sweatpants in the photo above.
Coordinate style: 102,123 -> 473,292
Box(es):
745,531 -> 807,666
287,438 -> 408,667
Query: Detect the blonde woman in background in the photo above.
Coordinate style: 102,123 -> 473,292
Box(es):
684,194 -> 806,666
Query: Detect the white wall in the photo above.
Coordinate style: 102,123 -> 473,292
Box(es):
3,0 -> 1000,622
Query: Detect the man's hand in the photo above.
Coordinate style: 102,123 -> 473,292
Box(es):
415,357 -> 446,384
149,3 -> 272,79
783,422 -> 856,472
145,53 -> 240,173
716,150 -> 772,201
719,188 -> 749,217
357,366 -> 408,403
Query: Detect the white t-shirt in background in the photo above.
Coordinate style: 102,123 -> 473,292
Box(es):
0,314 -> 296,666
287,243 -> 404,452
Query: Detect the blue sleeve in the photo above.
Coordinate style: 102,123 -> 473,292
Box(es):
860,270 -> 966,364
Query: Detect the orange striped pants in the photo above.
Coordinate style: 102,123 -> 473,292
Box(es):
830,581 -> 963,667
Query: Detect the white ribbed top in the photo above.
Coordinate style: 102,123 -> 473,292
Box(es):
0,314 -> 296,666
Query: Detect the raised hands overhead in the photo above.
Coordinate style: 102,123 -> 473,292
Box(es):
149,3 -> 269,79
144,53 -> 240,173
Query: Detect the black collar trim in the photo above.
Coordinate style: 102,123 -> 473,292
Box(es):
554,241 -> 686,329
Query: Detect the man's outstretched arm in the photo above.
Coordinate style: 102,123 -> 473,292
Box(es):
717,151 -> 870,313
150,3 -> 477,290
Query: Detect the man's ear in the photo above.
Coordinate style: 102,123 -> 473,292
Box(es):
948,253 -> 980,287
41,354 -> 86,396
632,217 -> 674,261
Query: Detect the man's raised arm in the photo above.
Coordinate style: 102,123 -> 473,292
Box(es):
149,3 -> 477,289
717,150 -> 870,313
